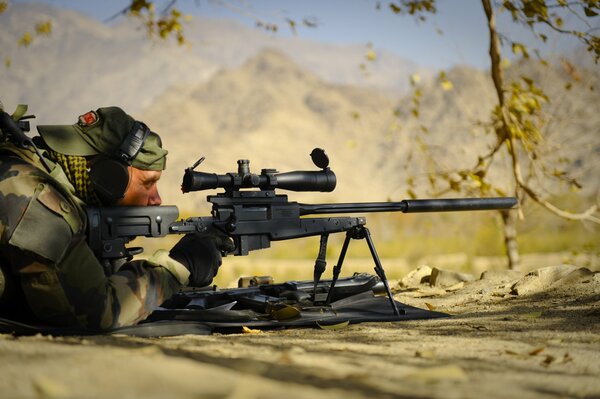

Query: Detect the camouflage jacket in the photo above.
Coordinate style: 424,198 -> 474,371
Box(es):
0,142 -> 189,329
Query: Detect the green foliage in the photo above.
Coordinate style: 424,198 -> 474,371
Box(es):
437,71 -> 453,91
502,0 -> 600,62
16,21 -> 54,47
408,73 -> 428,129
17,32 -> 33,47
494,77 -> 547,151
124,1 -> 318,43
385,0 -> 437,20
284,17 -> 319,34
127,0 -> 188,44
1,1 -> 53,68
388,0 -> 600,269
35,20 -> 52,36
359,43 -> 377,76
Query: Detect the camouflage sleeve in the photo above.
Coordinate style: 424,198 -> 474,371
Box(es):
4,180 -> 189,330
9,239 -> 187,329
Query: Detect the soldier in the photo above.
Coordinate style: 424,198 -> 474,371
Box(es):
0,105 -> 222,330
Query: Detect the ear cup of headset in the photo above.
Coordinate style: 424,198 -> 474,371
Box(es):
89,157 -> 130,204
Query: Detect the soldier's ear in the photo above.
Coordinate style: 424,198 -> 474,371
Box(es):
89,156 -> 130,205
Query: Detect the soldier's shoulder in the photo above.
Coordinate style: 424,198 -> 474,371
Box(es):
0,154 -> 50,193
1,156 -> 84,262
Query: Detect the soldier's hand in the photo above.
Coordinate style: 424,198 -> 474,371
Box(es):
169,234 -> 223,287
213,234 -> 235,254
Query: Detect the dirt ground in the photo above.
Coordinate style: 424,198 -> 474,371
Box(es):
0,263 -> 599,399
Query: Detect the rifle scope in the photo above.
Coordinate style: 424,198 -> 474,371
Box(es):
182,168 -> 337,193
182,149 -> 337,193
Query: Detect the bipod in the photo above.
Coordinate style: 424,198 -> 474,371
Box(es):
322,225 -> 401,316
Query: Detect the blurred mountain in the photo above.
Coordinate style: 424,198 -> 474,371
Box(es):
0,3 -> 422,123
141,49 -> 398,209
0,3 -> 216,122
141,49 -> 599,212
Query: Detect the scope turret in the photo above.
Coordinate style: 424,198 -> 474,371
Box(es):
181,148 -> 337,193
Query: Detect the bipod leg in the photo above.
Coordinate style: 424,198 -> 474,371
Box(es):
313,234 -> 329,300
325,231 -> 352,305
362,227 -> 401,317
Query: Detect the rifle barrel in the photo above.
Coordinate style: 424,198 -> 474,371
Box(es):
299,197 -> 517,216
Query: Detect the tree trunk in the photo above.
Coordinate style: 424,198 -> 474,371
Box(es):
482,0 -> 521,270
500,209 -> 520,270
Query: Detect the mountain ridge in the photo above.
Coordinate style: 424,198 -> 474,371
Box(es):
139,49 -> 599,211
0,3 -> 423,123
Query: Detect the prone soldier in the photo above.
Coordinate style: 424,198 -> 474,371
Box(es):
0,105 -> 225,330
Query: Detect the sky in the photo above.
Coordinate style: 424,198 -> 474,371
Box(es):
14,0 -> 597,69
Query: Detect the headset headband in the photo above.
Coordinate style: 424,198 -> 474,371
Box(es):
115,121 -> 150,165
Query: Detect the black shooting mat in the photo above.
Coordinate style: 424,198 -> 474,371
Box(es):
0,274 -> 447,337
0,293 -> 447,337
147,290 -> 448,328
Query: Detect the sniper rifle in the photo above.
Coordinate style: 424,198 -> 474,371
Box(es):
86,148 -> 518,316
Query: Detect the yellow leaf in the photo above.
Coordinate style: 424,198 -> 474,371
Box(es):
33,376 -> 70,397
529,347 -> 545,356
440,80 -> 453,91
242,326 -> 262,334
366,49 -> 377,61
410,74 -> 421,84
555,17 -> 563,27
35,21 -> 52,36
521,311 -> 543,319
542,355 -> 556,366
425,302 -> 436,310
18,32 -> 33,47
271,305 -> 301,321
317,320 -> 349,330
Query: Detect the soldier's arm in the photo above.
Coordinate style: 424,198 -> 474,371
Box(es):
7,182 -> 189,330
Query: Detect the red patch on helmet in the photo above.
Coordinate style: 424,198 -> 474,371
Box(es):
78,111 -> 98,126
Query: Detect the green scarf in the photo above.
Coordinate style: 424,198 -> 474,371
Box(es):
46,150 -> 102,206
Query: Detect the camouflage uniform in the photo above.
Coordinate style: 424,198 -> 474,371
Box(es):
0,107 -> 189,330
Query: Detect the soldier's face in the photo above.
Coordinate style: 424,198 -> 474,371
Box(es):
118,167 -> 162,206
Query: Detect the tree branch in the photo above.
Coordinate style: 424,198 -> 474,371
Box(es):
518,181 -> 600,223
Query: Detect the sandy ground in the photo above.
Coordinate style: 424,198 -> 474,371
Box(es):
0,263 -> 599,399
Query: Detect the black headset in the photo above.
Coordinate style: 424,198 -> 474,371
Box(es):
89,121 -> 151,205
